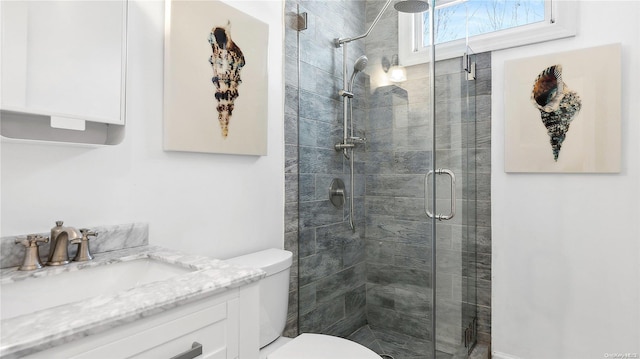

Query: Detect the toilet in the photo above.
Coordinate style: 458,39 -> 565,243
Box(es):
227,248 -> 380,359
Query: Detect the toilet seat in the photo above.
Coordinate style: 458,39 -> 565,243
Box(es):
267,333 -> 380,359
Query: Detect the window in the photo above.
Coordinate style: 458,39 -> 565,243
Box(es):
398,0 -> 578,65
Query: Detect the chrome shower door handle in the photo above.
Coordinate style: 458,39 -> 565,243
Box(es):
424,168 -> 456,221
425,170 -> 435,219
439,169 -> 456,221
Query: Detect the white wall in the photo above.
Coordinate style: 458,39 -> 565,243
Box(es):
0,0 -> 284,259
492,1 -> 640,358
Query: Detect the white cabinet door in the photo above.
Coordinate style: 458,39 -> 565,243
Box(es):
1,1 -> 127,125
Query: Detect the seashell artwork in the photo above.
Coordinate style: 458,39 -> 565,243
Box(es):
504,44 -> 621,173
164,0 -> 268,155
531,64 -> 582,161
208,22 -> 245,139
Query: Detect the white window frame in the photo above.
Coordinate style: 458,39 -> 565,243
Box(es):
398,0 -> 579,65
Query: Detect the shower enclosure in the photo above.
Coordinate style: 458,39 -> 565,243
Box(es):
284,0 -> 487,358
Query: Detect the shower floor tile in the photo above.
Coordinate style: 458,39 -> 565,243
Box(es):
347,324 -> 455,359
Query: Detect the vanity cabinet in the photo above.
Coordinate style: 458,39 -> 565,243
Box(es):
23,283 -> 259,359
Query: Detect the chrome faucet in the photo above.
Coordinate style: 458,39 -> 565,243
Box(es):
47,221 -> 82,266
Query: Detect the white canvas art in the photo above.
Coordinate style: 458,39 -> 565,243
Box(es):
164,0 -> 269,155
504,43 -> 621,173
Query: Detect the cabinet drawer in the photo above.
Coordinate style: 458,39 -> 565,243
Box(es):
80,298 -> 237,358
24,291 -> 240,359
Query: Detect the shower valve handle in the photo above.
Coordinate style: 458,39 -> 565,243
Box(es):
335,143 -> 355,151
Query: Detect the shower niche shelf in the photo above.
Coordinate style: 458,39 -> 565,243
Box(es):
0,0 -> 128,145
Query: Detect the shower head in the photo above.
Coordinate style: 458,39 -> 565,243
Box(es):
348,55 -> 369,90
394,0 -> 430,13
353,55 -> 369,73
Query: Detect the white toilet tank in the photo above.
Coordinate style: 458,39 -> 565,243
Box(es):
227,248 -> 293,348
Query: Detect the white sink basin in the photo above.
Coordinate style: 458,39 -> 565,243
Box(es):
1,258 -> 194,320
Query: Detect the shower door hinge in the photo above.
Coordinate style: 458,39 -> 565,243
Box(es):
296,12 -> 308,31
463,52 -> 476,81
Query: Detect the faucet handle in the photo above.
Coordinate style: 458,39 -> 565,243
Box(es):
15,235 -> 49,270
71,229 -> 97,262
15,234 -> 49,247
79,228 -> 98,238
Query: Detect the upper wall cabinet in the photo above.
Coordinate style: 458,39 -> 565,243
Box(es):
0,1 -> 127,145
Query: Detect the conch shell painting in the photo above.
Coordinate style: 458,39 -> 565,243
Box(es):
208,22 -> 245,138
531,65 -> 582,161
164,0 -> 268,155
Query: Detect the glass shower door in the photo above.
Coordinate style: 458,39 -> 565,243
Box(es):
290,1 -> 479,358
432,49 -> 478,357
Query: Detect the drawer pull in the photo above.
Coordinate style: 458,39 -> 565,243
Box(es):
169,342 -> 203,359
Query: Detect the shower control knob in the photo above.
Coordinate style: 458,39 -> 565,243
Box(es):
329,178 -> 346,209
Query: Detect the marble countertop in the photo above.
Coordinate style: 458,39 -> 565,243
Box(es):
0,245 -> 265,359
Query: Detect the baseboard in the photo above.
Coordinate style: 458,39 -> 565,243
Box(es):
492,351 -> 525,359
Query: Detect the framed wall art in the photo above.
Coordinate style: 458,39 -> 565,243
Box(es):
164,0 -> 268,155
504,43 -> 621,173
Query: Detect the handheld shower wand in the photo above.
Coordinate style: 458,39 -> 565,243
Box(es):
335,55 -> 369,231
336,55 -> 369,157
349,55 -> 368,91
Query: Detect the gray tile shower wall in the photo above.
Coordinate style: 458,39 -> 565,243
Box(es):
283,0 -> 369,338
283,0 -> 299,338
